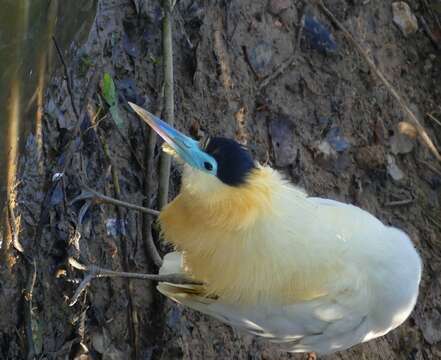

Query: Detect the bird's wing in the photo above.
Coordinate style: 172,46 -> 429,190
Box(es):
158,252 -> 371,354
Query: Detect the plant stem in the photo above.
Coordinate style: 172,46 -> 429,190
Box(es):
158,0 -> 175,209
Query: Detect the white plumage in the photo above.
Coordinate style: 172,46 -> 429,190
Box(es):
158,174 -> 422,354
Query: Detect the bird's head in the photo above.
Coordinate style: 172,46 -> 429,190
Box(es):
129,103 -> 256,195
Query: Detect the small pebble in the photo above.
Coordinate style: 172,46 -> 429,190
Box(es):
326,127 -> 350,152
398,121 -> 417,139
392,2 -> 418,37
269,115 -> 296,167
247,41 -> 273,77
302,14 -> 337,54
387,154 -> 405,181
390,127 -> 415,155
317,140 -> 335,158
106,218 -> 127,237
355,145 -> 385,170
50,181 -> 64,206
268,0 -> 290,16
420,309 -> 441,345
123,32 -> 141,58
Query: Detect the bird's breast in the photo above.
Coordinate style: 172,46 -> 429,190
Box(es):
159,186 -> 341,304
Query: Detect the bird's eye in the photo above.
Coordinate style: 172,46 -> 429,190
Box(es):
204,161 -> 213,171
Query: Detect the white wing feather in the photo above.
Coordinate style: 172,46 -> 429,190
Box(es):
159,250 -> 370,354
158,195 -> 421,354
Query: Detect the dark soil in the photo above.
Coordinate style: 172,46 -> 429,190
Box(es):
1,0 -> 441,359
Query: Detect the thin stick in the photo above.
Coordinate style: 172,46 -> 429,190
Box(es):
242,46 -> 259,79
70,273 -> 94,307
385,198 -> 414,207
142,93 -> 164,268
158,0 -> 175,209
418,159 -> 441,177
427,214 -> 441,232
259,55 -> 296,91
427,113 -> 441,128
52,36 -> 80,120
142,134 -> 163,267
317,1 -> 441,162
259,12 -> 304,90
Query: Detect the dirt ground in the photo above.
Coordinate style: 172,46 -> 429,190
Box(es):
1,0 -> 441,359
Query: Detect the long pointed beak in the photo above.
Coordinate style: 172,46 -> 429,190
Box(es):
129,102 -> 214,171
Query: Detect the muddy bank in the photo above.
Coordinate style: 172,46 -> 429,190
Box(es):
1,0 -> 441,359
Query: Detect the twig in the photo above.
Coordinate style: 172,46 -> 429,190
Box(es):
70,273 -> 94,307
385,198 -> 414,207
259,13 -> 304,90
142,91 -> 164,268
8,198 -> 24,253
260,55 -> 296,91
427,112 -> 441,128
427,214 -> 441,232
317,1 -> 441,162
158,0 -> 176,209
72,185 -> 160,217
418,159 -> 441,177
52,36 -> 80,120
242,46 -> 259,79
68,257 -> 201,306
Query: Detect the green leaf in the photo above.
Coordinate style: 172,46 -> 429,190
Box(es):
102,73 -> 125,130
109,105 -> 124,130
102,72 -> 117,107
31,315 -> 44,355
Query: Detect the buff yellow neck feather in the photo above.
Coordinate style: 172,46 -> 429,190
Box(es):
159,165 -> 334,304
